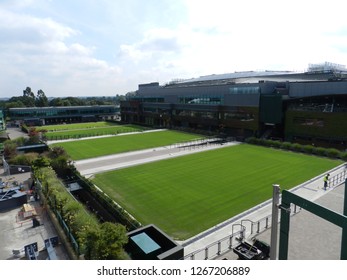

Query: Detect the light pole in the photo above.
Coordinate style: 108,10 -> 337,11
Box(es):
270,184 -> 281,260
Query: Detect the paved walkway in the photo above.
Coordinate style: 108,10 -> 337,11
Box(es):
75,140 -> 237,177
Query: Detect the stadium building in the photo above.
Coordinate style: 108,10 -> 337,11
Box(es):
9,105 -> 119,126
121,62 -> 347,149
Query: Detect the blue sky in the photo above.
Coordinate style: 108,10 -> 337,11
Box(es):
1,0 -> 347,97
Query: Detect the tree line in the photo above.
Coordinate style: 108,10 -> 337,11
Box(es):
0,86 -> 125,109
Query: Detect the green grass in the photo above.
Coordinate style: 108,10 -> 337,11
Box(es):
92,144 -> 342,240
39,122 -> 147,140
50,130 -> 203,160
44,126 -> 142,140
38,121 -> 118,131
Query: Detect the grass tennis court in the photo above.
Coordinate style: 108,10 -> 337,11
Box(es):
92,144 -> 342,240
40,122 -> 147,140
50,130 -> 203,160
39,121 -> 119,131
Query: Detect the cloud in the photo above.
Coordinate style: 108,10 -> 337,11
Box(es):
119,28 -> 183,63
0,9 -> 76,45
0,8 -> 121,96
2,0 -> 347,97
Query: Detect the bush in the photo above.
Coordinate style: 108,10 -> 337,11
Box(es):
291,143 -> 303,152
280,142 -> 291,150
302,145 -> 314,154
9,152 -> 38,165
263,139 -> 276,147
313,147 -> 327,156
246,137 -> 343,160
326,148 -> 340,158
35,167 -> 129,259
245,137 -> 257,144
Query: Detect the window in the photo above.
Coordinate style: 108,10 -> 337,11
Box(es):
229,86 -> 260,94
293,117 -> 324,127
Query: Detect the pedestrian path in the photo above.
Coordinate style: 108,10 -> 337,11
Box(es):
75,140 -> 238,177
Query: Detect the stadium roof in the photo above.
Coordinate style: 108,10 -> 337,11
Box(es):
164,69 -> 347,88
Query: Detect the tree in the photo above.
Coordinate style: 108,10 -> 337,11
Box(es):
5,101 -> 25,109
27,127 -> 41,144
48,146 -> 68,158
32,156 -> 51,170
3,140 -> 17,159
84,222 -> 128,260
23,87 -> 35,99
36,89 -> 49,107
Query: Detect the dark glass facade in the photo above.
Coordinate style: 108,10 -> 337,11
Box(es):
9,105 -> 119,125
121,71 -> 347,149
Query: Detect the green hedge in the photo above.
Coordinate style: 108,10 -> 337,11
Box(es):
35,167 -> 128,259
73,173 -> 141,230
246,137 -> 346,160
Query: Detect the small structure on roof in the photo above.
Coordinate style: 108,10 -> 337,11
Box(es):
125,224 -> 184,260
0,186 -> 27,212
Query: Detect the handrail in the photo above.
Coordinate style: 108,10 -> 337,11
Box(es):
183,227 -> 245,260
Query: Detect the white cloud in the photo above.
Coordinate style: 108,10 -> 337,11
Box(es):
0,7 -> 122,96
119,28 -> 183,64
2,0 -> 347,97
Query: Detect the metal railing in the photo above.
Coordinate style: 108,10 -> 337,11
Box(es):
329,168 -> 347,188
182,204 -> 303,260
183,224 -> 245,260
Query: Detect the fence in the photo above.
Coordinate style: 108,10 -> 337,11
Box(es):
183,204 -> 302,260
329,167 -> 347,187
54,210 -> 80,255
169,137 -> 233,151
183,225 -> 245,260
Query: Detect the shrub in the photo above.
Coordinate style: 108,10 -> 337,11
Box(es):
280,142 -> 291,150
313,147 -> 327,156
9,152 -> 38,165
264,139 -> 276,147
35,167 -> 128,259
326,148 -> 340,158
291,143 -> 303,152
302,145 -> 314,154
245,137 -> 257,144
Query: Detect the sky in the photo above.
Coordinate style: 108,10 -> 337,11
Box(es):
1,0 -> 347,98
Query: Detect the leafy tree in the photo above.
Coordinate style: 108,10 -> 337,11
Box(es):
49,97 -> 64,107
5,101 -> 25,109
50,155 -> 70,175
32,156 -> 51,170
3,140 -> 17,159
8,96 -> 35,107
27,127 -> 41,144
48,146 -> 68,158
84,222 -> 128,260
23,87 -> 35,99
36,89 -> 49,107
9,152 -> 38,165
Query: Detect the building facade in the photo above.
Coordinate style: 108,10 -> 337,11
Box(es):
9,105 -> 119,125
121,64 -> 347,149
